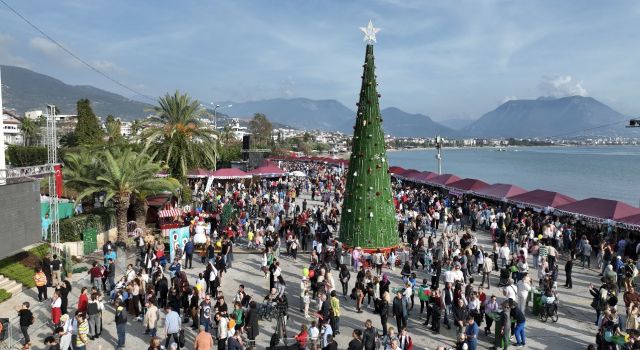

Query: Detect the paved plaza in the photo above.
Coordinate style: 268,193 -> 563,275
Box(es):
0,193 -> 602,350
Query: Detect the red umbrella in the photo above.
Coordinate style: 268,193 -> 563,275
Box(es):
413,171 -> 438,184
249,165 -> 286,177
186,168 -> 213,178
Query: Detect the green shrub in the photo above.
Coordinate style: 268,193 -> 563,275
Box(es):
0,261 -> 36,288
28,244 -> 50,259
59,208 -> 115,242
6,145 -> 48,167
72,266 -> 88,274
0,289 -> 12,303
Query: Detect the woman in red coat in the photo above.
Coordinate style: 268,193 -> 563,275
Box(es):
51,291 -> 62,325
77,287 -> 88,313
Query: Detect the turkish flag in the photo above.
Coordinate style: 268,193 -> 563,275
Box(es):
54,164 -> 63,198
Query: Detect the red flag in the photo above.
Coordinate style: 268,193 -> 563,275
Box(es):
54,164 -> 63,198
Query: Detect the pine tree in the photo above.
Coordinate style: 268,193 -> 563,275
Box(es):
74,98 -> 104,145
339,44 -> 398,250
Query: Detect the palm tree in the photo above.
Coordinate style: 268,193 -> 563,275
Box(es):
140,91 -> 218,180
64,148 -> 180,241
18,117 -> 40,146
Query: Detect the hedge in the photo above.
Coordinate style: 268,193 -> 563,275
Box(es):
0,243 -> 50,288
59,208 -> 116,242
0,289 -> 12,303
6,145 -> 48,167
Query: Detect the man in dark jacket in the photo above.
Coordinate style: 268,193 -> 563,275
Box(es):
362,320 -> 378,350
348,329 -> 363,350
184,238 -> 194,269
392,291 -> 408,331
115,300 -> 127,349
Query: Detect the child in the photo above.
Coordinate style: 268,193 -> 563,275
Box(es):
303,290 -> 311,319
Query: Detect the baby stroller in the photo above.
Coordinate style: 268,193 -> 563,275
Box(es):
497,268 -> 510,287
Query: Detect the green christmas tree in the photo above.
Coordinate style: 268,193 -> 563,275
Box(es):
339,25 -> 398,250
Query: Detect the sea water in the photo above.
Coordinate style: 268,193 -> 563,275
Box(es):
386,146 -> 640,206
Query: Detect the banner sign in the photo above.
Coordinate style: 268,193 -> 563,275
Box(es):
54,164 -> 63,198
168,226 -> 190,261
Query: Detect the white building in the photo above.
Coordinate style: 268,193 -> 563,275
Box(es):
25,110 -> 43,120
227,118 -> 250,140
3,113 -> 23,145
120,121 -> 132,137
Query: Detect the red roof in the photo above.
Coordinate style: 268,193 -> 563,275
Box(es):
186,168 -> 213,178
399,169 -> 421,179
388,166 -> 406,175
210,168 -> 251,179
428,174 -> 461,186
412,171 -> 438,183
619,213 -> 640,227
508,189 -> 576,208
447,178 -> 489,192
249,165 -> 286,177
473,183 -> 527,200
556,198 -> 640,220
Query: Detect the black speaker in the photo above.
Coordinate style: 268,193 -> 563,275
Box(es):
242,135 -> 251,161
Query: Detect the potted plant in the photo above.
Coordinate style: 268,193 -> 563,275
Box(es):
63,246 -> 73,278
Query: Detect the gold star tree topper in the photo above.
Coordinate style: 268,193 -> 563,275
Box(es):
360,20 -> 380,44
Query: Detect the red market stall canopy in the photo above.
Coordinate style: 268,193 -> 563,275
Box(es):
619,213 -> 640,230
388,166 -> 406,175
249,165 -> 286,177
447,178 -> 490,192
555,198 -> 640,222
398,169 -> 421,180
508,189 -> 576,209
158,208 -> 182,218
428,174 -> 461,187
210,168 -> 252,179
186,168 -> 212,178
412,171 -> 438,184
473,183 -> 527,200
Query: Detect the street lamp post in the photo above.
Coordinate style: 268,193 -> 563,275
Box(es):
210,103 -> 232,130
435,135 -> 443,175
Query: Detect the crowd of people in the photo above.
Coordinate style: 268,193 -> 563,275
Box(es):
19,158 -> 640,350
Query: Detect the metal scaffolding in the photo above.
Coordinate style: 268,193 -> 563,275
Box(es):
45,105 -> 60,254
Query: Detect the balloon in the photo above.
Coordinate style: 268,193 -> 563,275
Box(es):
308,270 -> 315,278
538,234 -> 543,240
216,241 -> 222,248
303,268 -> 309,277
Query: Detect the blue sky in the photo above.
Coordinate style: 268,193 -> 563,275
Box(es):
1,0 -> 640,121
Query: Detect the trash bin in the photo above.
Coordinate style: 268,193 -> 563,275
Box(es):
532,289 -> 542,316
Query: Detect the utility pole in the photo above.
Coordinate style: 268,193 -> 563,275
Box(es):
435,135 -> 443,175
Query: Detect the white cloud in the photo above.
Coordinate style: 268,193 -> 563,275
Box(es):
0,33 -> 31,68
501,96 -> 517,104
539,75 -> 588,97
29,37 -> 124,74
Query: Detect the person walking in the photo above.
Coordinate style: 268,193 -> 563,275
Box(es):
16,302 -> 33,346
465,315 -> 479,350
330,290 -> 341,335
144,300 -> 159,337
215,312 -> 228,349
184,237 -> 194,269
51,254 -> 62,288
512,301 -> 527,347
245,301 -> 259,348
339,265 -> 350,299
87,293 -> 102,339
164,305 -> 182,349
363,319 -> 378,350
564,256 -> 573,289
194,325 -> 212,350
482,256 -> 493,289
34,267 -> 48,302
75,313 -> 89,350
115,300 -> 127,349
380,292 -> 390,336
392,290 -> 408,331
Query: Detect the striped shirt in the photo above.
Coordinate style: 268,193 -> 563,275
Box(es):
539,245 -> 548,259
76,320 -> 89,347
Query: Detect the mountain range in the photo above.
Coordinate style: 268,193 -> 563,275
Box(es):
1,65 -> 636,138
1,65 -> 154,119
463,96 -> 639,138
